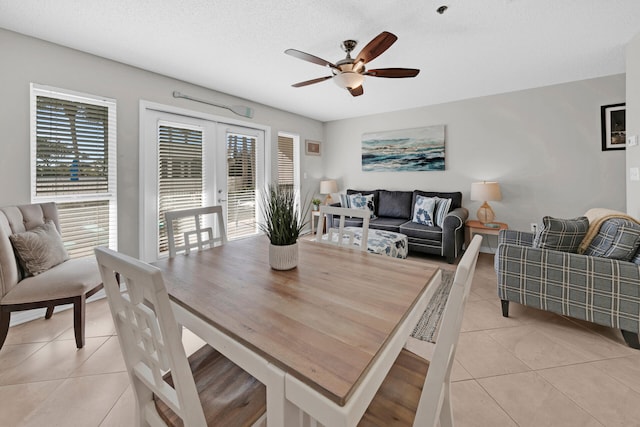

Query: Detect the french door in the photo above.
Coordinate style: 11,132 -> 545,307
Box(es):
140,106 -> 266,261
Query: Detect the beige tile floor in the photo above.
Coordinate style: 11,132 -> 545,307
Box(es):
1,252 -> 639,426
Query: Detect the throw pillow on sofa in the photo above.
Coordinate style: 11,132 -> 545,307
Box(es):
339,193 -> 350,208
412,195 -> 436,226
584,218 -> 640,261
348,193 -> 376,219
433,197 -> 452,227
532,216 -> 589,253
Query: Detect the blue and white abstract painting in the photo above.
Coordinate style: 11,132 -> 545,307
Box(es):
362,125 -> 445,172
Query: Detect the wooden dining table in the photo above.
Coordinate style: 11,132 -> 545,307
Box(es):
152,236 -> 440,426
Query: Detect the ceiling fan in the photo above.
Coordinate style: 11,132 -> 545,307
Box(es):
285,31 -> 420,97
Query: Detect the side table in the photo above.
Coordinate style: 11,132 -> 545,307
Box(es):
465,220 -> 508,247
310,210 -> 325,235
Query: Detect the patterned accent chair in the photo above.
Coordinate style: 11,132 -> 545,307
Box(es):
495,228 -> 640,349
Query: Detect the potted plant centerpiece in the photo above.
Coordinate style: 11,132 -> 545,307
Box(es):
311,198 -> 321,211
258,184 -> 308,270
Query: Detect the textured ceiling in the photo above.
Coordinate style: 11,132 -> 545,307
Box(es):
1,0 -> 640,122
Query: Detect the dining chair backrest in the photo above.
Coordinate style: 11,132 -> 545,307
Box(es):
94,246 -> 208,426
316,205 -> 370,252
413,234 -> 482,426
165,206 -> 227,257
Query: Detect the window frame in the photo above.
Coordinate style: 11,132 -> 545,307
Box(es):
30,83 -> 118,256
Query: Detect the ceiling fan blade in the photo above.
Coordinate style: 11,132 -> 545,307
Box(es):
354,31 -> 398,64
285,49 -> 337,69
291,76 -> 333,87
365,68 -> 420,78
348,86 -> 364,97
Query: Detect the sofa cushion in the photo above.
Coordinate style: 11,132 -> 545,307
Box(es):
347,189 -> 379,216
348,193 -> 376,219
533,216 -> 589,253
370,217 -> 408,232
584,218 -> 640,261
377,190 -> 413,219
412,195 -> 436,226
339,193 -> 350,208
433,197 -> 452,227
9,220 -> 69,277
399,221 -> 443,243
412,190 -> 462,212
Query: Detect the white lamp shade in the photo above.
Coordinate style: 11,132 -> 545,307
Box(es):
470,182 -> 502,202
320,180 -> 338,194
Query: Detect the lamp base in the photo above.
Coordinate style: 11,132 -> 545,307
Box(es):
324,194 -> 334,205
477,202 -> 495,224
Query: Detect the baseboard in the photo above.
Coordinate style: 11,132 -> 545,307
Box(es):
8,289 -> 107,327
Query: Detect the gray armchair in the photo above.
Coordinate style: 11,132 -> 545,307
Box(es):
496,229 -> 640,349
0,203 -> 103,350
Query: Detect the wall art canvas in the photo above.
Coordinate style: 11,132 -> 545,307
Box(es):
362,125 -> 445,172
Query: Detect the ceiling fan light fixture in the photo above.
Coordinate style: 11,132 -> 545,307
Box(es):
333,71 -> 364,89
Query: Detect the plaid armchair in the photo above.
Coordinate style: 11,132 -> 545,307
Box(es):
495,229 -> 640,349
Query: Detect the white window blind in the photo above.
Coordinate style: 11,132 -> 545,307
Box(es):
158,123 -> 203,254
277,135 -> 294,188
31,85 -> 117,259
226,133 -> 257,239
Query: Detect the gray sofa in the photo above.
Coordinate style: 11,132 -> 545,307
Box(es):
327,189 -> 468,263
496,225 -> 640,349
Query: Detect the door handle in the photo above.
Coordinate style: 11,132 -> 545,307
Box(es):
218,198 -> 227,203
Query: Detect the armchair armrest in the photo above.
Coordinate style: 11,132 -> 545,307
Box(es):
442,207 -> 468,263
496,243 -> 640,332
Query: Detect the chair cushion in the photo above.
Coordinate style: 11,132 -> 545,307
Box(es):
155,344 -> 266,426
9,220 -> 69,276
584,218 -> 640,261
533,216 -> 589,253
0,257 -> 101,305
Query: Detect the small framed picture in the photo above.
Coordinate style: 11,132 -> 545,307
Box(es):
305,140 -> 321,156
601,103 -> 626,151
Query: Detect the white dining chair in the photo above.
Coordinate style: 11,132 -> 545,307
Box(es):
316,205 -> 370,251
358,235 -> 482,427
165,206 -> 227,257
94,247 -> 266,427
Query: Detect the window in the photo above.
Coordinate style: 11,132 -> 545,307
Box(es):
157,123 -> 203,254
226,132 -> 258,239
31,84 -> 117,258
277,134 -> 294,189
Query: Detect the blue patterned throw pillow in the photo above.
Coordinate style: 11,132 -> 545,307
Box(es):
348,193 -> 376,219
412,195 -> 436,226
533,216 -> 589,253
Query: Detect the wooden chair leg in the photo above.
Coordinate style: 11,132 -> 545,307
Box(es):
73,295 -> 86,349
45,305 -> 55,319
0,310 -> 10,350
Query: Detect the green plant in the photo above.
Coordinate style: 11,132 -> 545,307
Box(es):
258,185 -> 309,246
311,198 -> 322,206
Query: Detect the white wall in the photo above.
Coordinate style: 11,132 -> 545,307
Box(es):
627,32 -> 640,217
323,75 -> 627,232
0,28 -> 324,257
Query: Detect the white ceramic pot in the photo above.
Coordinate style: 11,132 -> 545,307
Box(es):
269,242 -> 298,270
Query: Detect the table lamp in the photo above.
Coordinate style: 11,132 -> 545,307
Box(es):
470,181 -> 502,224
320,180 -> 338,205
